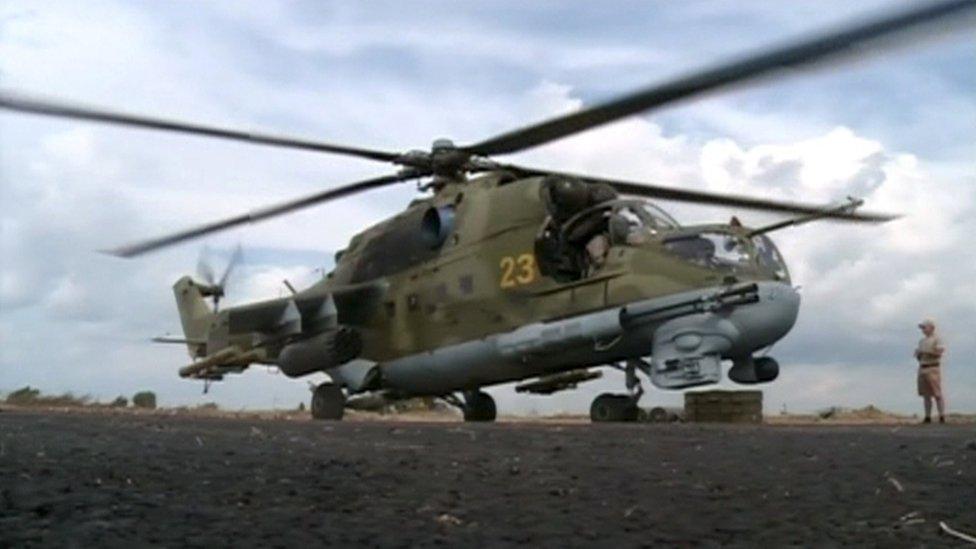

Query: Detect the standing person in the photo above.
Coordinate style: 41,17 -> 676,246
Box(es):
914,318 -> 946,424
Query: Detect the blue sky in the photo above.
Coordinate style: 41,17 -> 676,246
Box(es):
1,1 -> 973,414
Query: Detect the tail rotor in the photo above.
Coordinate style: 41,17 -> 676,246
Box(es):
196,245 -> 243,312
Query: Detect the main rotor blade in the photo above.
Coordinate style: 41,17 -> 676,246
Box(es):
105,170 -> 422,258
0,90 -> 401,163
465,0 -> 976,156
495,163 -> 897,222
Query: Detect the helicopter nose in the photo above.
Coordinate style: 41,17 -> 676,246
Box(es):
728,281 -> 800,355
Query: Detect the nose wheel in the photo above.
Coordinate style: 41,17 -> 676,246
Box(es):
590,359 -> 647,423
443,390 -> 497,422
462,391 -> 497,422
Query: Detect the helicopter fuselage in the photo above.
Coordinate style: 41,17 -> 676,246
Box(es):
306,172 -> 800,394
177,172 -> 800,396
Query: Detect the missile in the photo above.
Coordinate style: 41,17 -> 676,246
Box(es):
515,369 -> 603,395
178,347 -> 260,378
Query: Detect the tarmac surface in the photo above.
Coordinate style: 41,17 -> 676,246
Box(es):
1,409 -> 974,548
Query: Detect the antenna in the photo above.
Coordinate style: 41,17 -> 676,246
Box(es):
283,279 -> 297,295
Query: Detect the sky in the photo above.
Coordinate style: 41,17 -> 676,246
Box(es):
1,1 -> 973,415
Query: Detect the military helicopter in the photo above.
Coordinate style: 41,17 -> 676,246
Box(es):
2,0 -> 972,421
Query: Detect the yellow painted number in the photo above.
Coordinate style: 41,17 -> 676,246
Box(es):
515,254 -> 536,284
500,253 -> 536,288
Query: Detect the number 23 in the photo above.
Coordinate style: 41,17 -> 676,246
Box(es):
500,253 -> 536,288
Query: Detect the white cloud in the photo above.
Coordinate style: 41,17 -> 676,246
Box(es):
45,275 -> 94,319
869,272 -> 938,323
40,127 -> 96,167
1,1 -> 973,416
207,3 -> 674,74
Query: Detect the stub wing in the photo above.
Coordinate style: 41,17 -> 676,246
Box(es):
224,279 -> 386,338
176,280 -> 386,380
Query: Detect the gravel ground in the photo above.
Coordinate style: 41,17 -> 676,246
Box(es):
1,409 -> 974,548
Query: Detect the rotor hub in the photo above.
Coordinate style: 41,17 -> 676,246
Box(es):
395,138 -> 473,179
431,138 -> 455,151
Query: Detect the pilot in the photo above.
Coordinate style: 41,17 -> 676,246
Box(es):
585,231 -> 610,272
914,318 -> 946,424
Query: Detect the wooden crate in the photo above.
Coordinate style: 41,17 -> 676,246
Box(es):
685,390 -> 763,423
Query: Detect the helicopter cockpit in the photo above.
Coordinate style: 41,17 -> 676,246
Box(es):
561,199 -> 680,267
751,233 -> 790,281
534,179 -> 682,282
605,200 -> 680,245
533,172 -> 791,284
661,230 -> 791,282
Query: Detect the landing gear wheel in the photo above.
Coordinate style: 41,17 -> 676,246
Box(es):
463,391 -> 496,422
648,406 -> 669,423
311,383 -> 345,420
590,393 -> 639,423
754,356 -> 780,383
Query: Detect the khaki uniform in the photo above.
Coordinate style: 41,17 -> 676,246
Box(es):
915,335 -> 944,397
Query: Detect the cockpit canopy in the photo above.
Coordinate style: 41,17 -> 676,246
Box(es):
535,175 -> 789,284
662,230 -> 790,282
752,233 -> 790,281
603,200 -> 679,246
537,187 -> 683,282
559,199 -> 678,244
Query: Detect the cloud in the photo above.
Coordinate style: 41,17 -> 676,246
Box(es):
1,1 -> 973,415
